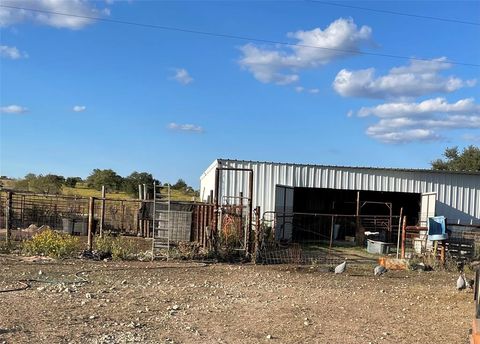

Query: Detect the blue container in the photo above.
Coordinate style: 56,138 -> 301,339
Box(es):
428,216 -> 448,241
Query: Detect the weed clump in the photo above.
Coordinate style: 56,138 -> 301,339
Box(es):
95,234 -> 139,260
23,229 -> 79,258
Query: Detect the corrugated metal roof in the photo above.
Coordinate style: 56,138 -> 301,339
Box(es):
217,158 -> 480,176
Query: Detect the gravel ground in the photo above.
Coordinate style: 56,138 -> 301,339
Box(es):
0,255 -> 474,344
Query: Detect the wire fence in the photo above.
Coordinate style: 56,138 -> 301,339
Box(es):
0,191 -> 150,237
257,211 -> 404,264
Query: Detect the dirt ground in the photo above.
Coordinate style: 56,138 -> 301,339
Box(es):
0,253 -> 474,344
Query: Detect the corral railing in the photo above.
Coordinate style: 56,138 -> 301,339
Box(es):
257,210 -> 402,264
1,190 -> 215,248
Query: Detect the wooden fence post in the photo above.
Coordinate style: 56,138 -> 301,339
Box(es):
5,191 -> 12,244
100,186 -> 105,238
87,197 -> 95,251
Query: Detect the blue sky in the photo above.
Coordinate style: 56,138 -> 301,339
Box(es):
1,0 -> 479,188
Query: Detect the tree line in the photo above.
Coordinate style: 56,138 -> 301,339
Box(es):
11,169 -> 197,197
4,145 -> 478,196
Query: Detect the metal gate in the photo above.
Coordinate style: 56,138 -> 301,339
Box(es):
219,196 -> 249,251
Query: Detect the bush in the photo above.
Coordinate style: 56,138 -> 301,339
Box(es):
94,234 -> 139,260
23,229 -> 79,258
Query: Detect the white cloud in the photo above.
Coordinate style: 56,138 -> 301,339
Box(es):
333,57 -> 475,99
358,97 -> 480,118
239,18 -> 373,85
0,0 -> 110,29
295,86 -> 320,94
359,98 -> 480,143
0,104 -> 28,114
167,122 -> 203,133
0,45 -> 27,59
172,68 -> 193,85
73,105 -> 86,112
366,128 -> 441,144
463,133 -> 480,142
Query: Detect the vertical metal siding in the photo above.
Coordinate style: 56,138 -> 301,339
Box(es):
200,159 -> 480,223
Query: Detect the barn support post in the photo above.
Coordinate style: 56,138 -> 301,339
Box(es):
5,191 -> 12,245
355,191 -> 362,244
87,197 -> 95,251
100,186 -> 106,238
401,215 -> 407,259
396,207 -> 403,259
329,215 -> 335,250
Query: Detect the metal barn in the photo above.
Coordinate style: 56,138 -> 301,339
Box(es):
200,159 -> 480,244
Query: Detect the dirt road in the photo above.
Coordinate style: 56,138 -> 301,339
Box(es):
0,256 -> 473,343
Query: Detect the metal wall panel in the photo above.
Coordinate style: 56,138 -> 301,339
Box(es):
200,159 -> 480,224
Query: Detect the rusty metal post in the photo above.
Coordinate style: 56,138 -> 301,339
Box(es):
254,206 -> 261,264
239,191 -> 244,251
87,197 -> 95,251
247,171 -> 253,256
401,215 -> 407,259
21,194 -> 25,228
121,201 -> 125,232
440,241 -> 445,265
5,191 -> 12,244
100,186 -> 106,238
212,168 -> 220,253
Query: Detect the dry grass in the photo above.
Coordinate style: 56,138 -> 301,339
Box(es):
62,185 -> 132,200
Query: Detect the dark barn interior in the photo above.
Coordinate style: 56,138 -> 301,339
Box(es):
291,187 -> 421,243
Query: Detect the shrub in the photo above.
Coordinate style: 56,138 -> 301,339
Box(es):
94,234 -> 139,260
23,229 -> 79,258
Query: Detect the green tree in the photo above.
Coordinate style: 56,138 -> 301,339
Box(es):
122,172 -> 157,198
172,178 -> 188,190
15,173 -> 64,194
431,145 -> 480,172
64,177 -> 83,188
86,169 -> 123,191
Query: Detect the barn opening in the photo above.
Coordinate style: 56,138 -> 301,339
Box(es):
275,185 -> 421,244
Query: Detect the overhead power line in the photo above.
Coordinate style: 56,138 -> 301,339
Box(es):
309,1 -> 480,26
1,4 -> 479,68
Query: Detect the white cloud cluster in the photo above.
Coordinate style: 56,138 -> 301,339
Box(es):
333,58 -> 475,99
167,122 -> 203,133
359,98 -> 480,143
0,0 -> 110,29
335,57 -> 480,143
73,105 -> 86,112
358,97 -> 480,118
172,68 -> 193,85
0,104 -> 28,114
295,86 -> 320,94
239,18 -> 373,85
0,45 -> 27,59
